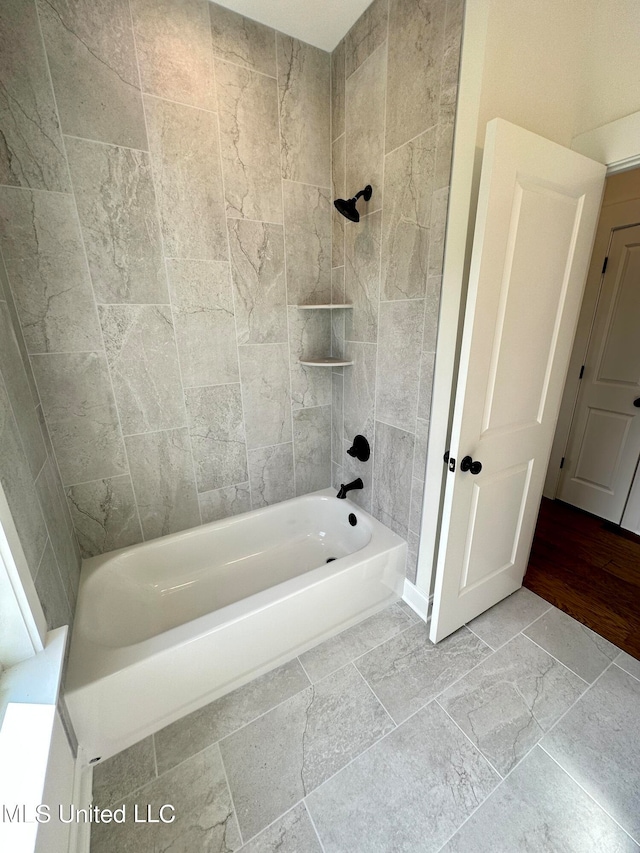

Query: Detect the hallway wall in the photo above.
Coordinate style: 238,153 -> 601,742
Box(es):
0,0 -> 332,558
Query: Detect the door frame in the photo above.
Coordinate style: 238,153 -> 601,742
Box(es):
414,0 -> 640,609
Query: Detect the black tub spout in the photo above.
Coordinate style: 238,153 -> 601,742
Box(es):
336,478 -> 363,499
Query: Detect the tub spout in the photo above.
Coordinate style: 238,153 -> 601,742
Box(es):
336,478 -> 363,499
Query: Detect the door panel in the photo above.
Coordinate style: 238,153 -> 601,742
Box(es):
559,225 -> 640,521
430,119 -> 605,643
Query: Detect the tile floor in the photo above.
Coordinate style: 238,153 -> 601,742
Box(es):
89,590 -> 640,852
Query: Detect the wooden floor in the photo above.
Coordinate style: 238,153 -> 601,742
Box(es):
524,498 -> 640,660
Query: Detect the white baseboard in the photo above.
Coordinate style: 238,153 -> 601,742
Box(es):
402,579 -> 431,622
68,748 -> 92,853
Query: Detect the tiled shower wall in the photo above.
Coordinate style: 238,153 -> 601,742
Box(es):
0,0 -> 333,559
330,0 -> 462,581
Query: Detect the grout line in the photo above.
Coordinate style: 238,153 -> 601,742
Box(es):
613,658 -> 640,683
383,121 -> 440,161
353,662 -> 397,731
538,742 -> 640,846
141,90 -> 219,116
0,182 -> 71,197
151,733 -> 159,779
62,132 -> 148,155
519,632 -> 591,686
28,349 -> 105,357
435,697 -> 504,779
214,53 -> 277,82
296,655 -> 313,685
231,799 -> 307,851
225,214 -> 284,227
303,799 -> 328,853
216,741 -> 245,848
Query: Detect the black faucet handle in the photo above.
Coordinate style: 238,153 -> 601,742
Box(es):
346,435 -> 370,462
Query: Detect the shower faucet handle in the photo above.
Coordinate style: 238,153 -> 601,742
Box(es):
346,434 -> 370,462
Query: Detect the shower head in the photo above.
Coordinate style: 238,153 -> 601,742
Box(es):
333,185 -> 372,222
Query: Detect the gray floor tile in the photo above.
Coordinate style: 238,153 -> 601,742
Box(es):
154,659 -> 310,775
467,588 -> 551,649
90,744 -> 241,853
616,651 -> 640,681
396,599 -> 421,622
542,665 -> 640,842
524,607 -> 620,682
219,663 -> 394,840
306,701 -> 500,853
92,737 -> 156,808
356,622 -> 491,723
440,746 -> 639,852
439,633 -> 586,776
239,803 -> 323,853
299,602 -> 415,682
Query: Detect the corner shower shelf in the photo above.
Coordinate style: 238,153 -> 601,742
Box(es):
296,303 -> 353,367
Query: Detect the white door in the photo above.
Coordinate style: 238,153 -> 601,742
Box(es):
430,119 -> 605,643
557,223 -> 640,522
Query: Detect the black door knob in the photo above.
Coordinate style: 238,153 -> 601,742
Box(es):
634,398 -> 640,408
460,455 -> 483,475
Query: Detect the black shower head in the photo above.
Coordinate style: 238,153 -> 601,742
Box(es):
333,185 -> 372,222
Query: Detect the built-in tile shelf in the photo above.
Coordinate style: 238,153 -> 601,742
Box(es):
299,356 -> 354,367
297,304 -> 353,367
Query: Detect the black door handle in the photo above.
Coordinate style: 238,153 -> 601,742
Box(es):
634,398 -> 640,408
460,455 -> 482,475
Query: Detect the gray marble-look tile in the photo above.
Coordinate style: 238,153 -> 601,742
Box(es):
220,663 -> 394,839
441,0 -> 463,94
90,744 -> 241,853
524,608 -> 620,683
0,378 -> 48,577
409,475 -> 424,534
440,746 -> 639,853
434,84 -> 457,191
199,483 -> 251,524
92,737 -> 156,809
345,42 -> 386,214
343,342 -> 376,441
216,60 -> 282,223
228,220 -> 287,345
166,259 -> 239,388
385,0 -> 446,153
130,0 -> 216,110
240,803 -> 323,853
35,457 -> 80,602
331,134 -> 345,269
413,415 -> 430,480
239,344 -> 292,449
428,186 -> 449,279
372,420 -> 414,538
306,700 -> 499,853
356,622 -> 491,724
34,539 -> 71,631
248,443 -> 294,509
543,664 -> 640,842
382,129 -> 437,300
283,182 -> 331,306
37,0 -> 146,150
186,384 -> 247,493
209,2 -> 276,77
66,475 -> 143,558
423,274 -> 442,351
99,304 -> 185,436
0,0 -> 69,191
331,460 -> 344,491
467,588 -> 551,650
278,35 -> 330,188
616,651 -> 640,681
66,137 -> 168,304
331,372 -> 343,464
439,633 -> 587,776
0,301 -> 47,479
331,38 -> 345,141
405,543 -> 418,584
418,349 -> 435,421
345,0 -> 389,79
154,658 -> 310,776
344,211 -> 381,342
288,307 -> 331,410
376,300 -> 424,432
300,602 -> 413,683
125,428 -> 200,540
293,405 -> 331,496
31,352 -> 127,486
144,95 -> 227,261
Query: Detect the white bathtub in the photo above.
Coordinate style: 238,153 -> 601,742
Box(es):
64,489 -> 406,762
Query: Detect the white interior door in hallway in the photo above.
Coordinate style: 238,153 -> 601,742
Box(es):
430,119 -> 605,643
558,223 -> 640,523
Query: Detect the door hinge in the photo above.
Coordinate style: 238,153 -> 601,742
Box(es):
602,256 -> 608,274
579,364 -> 585,379
560,456 -> 565,469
